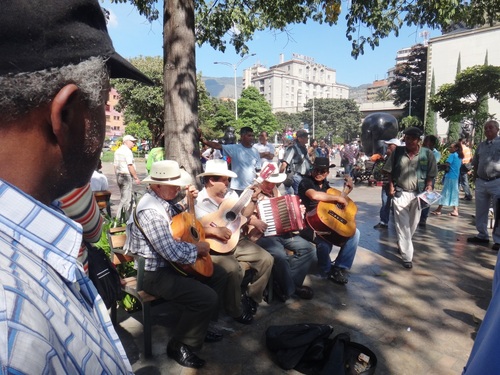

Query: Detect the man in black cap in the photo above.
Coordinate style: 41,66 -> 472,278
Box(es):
382,127 -> 438,269
280,129 -> 313,195
0,1 -> 151,373
298,157 -> 359,284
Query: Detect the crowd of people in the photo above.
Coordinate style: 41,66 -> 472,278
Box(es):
1,0 -> 499,372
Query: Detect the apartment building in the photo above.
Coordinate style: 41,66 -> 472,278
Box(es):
243,53 -> 349,114
105,87 -> 125,140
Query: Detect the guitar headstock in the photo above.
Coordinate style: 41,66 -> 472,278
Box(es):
255,163 -> 276,184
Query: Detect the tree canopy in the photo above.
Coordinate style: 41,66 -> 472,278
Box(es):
237,87 -> 280,135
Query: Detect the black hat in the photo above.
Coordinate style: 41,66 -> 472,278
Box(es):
403,127 -> 423,138
0,0 -> 153,85
312,157 -> 336,169
296,129 -> 309,138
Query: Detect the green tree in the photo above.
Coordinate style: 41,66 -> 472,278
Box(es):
429,65 -> 500,144
110,0 -> 500,175
274,111 -> 303,132
301,98 -> 362,141
447,55 -> 462,142
237,87 -> 280,135
389,44 -> 427,122
112,56 -> 164,146
375,87 -> 393,102
124,120 -> 152,142
424,70 -> 437,135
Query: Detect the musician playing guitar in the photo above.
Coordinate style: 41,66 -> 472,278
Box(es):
195,159 -> 274,321
298,157 -> 360,285
247,162 -> 316,301
124,160 -> 227,369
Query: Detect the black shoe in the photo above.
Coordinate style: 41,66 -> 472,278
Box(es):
242,293 -> 258,315
493,243 -> 500,251
167,340 -> 206,368
403,261 -> 413,269
272,280 -> 289,302
328,267 -> 349,284
295,285 -> 314,299
204,331 -> 223,343
467,236 -> 489,244
418,221 -> 426,228
233,311 -> 253,325
373,222 -> 388,229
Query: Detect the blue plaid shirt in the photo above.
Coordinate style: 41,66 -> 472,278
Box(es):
0,180 -> 132,374
124,190 -> 197,271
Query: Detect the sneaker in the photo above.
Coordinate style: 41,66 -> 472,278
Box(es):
328,267 -> 349,285
467,236 -> 489,244
373,222 -> 388,229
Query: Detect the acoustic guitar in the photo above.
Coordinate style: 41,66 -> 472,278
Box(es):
171,191 -> 213,277
305,185 -> 357,246
199,163 -> 276,254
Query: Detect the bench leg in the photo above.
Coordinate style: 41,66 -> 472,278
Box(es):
142,302 -> 152,358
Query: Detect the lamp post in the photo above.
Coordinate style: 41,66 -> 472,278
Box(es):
408,78 -> 412,117
214,53 -> 256,120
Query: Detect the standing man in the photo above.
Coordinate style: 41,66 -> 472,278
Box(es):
467,120 -> 500,251
419,134 -> 441,227
382,127 -> 438,268
298,158 -> 359,284
280,129 -> 313,195
0,0 -> 153,372
253,131 -> 276,166
114,134 -> 141,218
459,138 -> 473,201
340,139 -> 357,177
249,162 -> 316,301
201,127 -> 261,196
374,138 -> 403,229
124,160 -> 226,369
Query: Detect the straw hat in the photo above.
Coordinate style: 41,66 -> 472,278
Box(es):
262,162 -> 286,184
197,159 -> 237,178
142,160 -> 192,186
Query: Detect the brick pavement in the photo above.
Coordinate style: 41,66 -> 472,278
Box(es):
101,158 -> 496,375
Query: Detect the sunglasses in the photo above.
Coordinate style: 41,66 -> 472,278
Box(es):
315,168 -> 329,174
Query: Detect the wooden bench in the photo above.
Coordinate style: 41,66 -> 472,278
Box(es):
107,227 -> 163,358
94,190 -> 112,217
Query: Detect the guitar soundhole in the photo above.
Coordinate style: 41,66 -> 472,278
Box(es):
190,227 -> 200,241
225,211 -> 236,222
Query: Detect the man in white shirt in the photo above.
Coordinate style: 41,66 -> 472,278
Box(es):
253,131 -> 275,166
114,134 -> 141,218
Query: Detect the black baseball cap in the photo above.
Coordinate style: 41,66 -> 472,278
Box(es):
0,0 -> 153,85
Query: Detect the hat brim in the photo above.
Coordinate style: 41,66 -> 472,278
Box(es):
313,164 -> 336,169
265,174 -> 287,184
108,53 -> 154,86
197,170 -> 237,178
142,169 -> 192,186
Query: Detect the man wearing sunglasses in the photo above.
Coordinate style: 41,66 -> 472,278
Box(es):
298,158 -> 359,284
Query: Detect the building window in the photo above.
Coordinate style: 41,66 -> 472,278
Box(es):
105,115 -> 110,121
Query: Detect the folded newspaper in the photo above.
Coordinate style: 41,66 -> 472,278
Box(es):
417,191 -> 442,210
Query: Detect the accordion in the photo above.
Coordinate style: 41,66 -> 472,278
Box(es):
257,195 -> 304,237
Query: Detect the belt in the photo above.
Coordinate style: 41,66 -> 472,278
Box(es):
479,176 -> 500,182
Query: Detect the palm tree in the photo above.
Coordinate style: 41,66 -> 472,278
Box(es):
375,87 -> 393,101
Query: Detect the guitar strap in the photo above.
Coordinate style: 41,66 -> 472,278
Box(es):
132,206 -> 189,277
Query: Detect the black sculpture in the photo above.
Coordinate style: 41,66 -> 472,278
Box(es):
360,113 -> 399,156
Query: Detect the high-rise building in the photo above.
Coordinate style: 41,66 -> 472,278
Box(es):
105,87 -> 125,140
243,53 -> 349,114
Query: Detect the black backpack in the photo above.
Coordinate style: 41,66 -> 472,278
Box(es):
85,242 -> 122,309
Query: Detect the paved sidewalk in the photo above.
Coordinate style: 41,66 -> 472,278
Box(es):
101,159 -> 497,375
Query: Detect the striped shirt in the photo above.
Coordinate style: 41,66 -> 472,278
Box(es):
282,142 -> 312,176
0,180 -> 132,374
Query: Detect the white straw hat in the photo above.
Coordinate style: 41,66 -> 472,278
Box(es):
142,160 -> 192,186
197,159 -> 237,178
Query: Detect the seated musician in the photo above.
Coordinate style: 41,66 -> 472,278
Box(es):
248,162 -> 316,301
298,157 -> 360,284
195,159 -> 274,320
124,160 -> 227,369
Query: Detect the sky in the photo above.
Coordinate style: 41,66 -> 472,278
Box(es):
102,0 -> 439,87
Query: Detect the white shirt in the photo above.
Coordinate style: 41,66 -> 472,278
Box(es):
91,170 -> 109,191
253,142 -> 275,165
114,144 -> 135,175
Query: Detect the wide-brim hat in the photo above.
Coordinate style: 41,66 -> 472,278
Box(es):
197,159 -> 237,178
312,157 -> 336,169
384,138 -> 402,146
142,160 -> 192,187
262,162 -> 286,184
0,0 -> 153,85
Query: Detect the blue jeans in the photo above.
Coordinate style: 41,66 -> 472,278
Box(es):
314,228 -> 359,276
459,171 -> 472,199
292,174 -> 304,195
257,235 -> 316,297
379,185 -> 391,224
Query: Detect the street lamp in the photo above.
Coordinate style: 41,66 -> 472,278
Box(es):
214,53 -> 256,120
409,78 -> 412,117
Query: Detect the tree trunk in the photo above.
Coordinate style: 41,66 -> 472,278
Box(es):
163,0 -> 201,182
